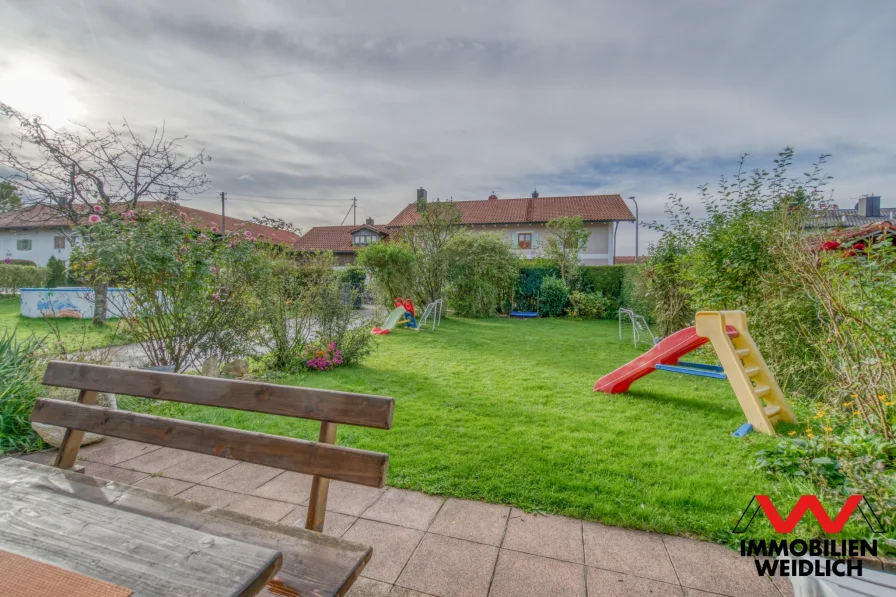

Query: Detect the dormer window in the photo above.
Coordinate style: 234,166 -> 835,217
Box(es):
353,233 -> 378,246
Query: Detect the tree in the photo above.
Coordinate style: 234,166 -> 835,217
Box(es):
0,102 -> 211,323
0,182 -> 22,213
400,198 -> 462,304
443,231 -> 518,317
250,216 -> 301,235
543,216 -> 590,284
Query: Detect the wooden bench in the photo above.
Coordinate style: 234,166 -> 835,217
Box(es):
29,360 -> 395,595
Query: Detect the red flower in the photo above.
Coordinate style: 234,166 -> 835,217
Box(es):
820,240 -> 840,251
852,242 -> 866,251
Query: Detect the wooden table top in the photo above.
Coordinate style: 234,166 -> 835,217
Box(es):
0,459 -> 372,597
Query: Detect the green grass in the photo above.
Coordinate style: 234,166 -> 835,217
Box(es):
0,296 -> 129,353
136,316 -> 808,543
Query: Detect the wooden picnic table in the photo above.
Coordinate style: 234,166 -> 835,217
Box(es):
0,459 -> 373,596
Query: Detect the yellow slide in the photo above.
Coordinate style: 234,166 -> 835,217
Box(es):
695,311 -> 796,435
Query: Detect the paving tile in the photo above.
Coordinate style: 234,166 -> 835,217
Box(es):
587,568 -> 684,597
770,572 -> 794,597
396,533 -> 497,597
17,451 -> 57,465
502,508 -> 584,564
177,484 -> 241,508
225,495 -> 297,523
346,577 -> 393,597
158,453 -> 240,483
390,587 -> 436,597
343,519 -> 424,584
118,446 -> 193,473
77,437 -> 126,458
583,521 -> 678,584
489,549 -> 586,597
133,475 -> 195,496
663,536 -> 779,597
251,471 -> 313,504
326,481 -> 387,516
81,440 -> 162,465
279,506 -> 357,537
362,488 -> 444,531
427,498 -> 509,546
202,461 -> 282,493
80,462 -> 150,485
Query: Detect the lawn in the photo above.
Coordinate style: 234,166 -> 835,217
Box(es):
0,296 -> 129,353
136,316 -> 805,543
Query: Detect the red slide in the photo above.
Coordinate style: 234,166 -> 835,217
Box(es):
594,325 -> 736,394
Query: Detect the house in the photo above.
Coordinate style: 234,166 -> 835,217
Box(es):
387,190 -> 634,265
0,202 -> 301,266
293,218 -> 391,266
809,195 -> 896,229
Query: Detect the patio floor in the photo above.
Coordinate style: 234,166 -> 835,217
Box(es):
16,440 -> 792,597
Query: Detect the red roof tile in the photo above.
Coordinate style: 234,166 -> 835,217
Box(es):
295,225 -> 391,253
387,194 -> 633,227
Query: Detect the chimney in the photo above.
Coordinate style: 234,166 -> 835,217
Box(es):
366,216 -> 374,225
487,191 -> 498,201
417,187 -> 427,203
532,189 -> 539,198
857,195 -> 881,218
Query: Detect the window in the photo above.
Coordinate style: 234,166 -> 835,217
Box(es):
54,236 -> 66,249
517,233 -> 532,249
353,234 -> 378,246
16,239 -> 32,251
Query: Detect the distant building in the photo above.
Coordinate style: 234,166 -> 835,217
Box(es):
293,218 -> 391,266
809,195 -> 895,229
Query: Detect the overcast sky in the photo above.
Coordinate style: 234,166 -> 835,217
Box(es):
1,1 -> 894,254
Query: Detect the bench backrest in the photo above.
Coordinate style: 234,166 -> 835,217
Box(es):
31,361 -> 394,532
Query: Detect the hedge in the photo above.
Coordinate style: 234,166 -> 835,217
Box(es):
0,264 -> 49,294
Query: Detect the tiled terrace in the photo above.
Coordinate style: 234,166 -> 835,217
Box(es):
16,440 -> 792,597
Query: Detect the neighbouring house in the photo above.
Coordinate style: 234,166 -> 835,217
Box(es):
808,195 -> 896,229
613,256 -> 647,264
387,189 -> 635,265
0,202 -> 301,266
294,218 -> 391,266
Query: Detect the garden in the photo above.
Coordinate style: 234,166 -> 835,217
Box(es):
1,149 -> 893,554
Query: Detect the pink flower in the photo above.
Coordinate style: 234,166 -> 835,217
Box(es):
244,230 -> 253,238
3,257 -> 10,264
211,226 -> 219,233
88,214 -> 101,224
179,212 -> 187,219
93,204 -> 102,213
210,267 -> 218,275
126,210 -> 136,219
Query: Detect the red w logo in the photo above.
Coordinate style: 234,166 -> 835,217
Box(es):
755,495 -> 863,533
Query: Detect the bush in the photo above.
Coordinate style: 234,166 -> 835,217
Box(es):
46,256 -> 68,288
0,331 -> 44,454
4,259 -> 36,266
568,291 -> 614,320
539,276 -> 569,317
0,263 -> 48,293
581,266 -> 625,301
356,241 -> 416,307
619,265 -> 652,319
341,265 -> 367,308
516,265 -> 559,311
444,232 -> 518,318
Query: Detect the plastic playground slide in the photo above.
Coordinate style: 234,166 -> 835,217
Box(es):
593,325 -> 737,393
371,307 -> 408,335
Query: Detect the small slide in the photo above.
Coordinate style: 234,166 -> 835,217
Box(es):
371,307 -> 408,335
594,325 -> 737,393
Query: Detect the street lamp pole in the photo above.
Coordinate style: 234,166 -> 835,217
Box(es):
627,197 -> 638,261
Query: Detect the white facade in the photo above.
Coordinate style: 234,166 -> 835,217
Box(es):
20,287 -> 134,319
0,227 -> 73,265
468,222 -> 616,265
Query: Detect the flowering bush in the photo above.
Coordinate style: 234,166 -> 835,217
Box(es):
301,341 -> 344,371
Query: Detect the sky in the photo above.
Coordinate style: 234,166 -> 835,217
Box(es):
1,0 -> 895,255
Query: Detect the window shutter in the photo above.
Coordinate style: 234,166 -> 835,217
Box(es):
532,232 -> 539,248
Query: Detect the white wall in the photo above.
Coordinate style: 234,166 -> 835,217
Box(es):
467,222 -> 614,265
20,287 -> 134,319
0,227 -> 73,265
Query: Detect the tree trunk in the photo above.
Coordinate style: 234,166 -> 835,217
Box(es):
92,281 -> 108,325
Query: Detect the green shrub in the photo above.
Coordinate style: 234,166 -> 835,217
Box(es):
444,232 -> 518,318
516,265 -> 559,311
568,291 -> 614,320
0,264 -> 48,293
356,241 -> 416,307
46,256 -> 68,288
0,331 -> 44,454
539,276 -> 569,317
619,265 -> 652,319
340,265 -> 367,308
581,265 -> 625,300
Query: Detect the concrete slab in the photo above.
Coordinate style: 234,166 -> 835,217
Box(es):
156,453 -> 239,483
80,462 -> 149,485
586,568 -> 684,597
346,577 -> 393,597
16,451 -> 56,465
389,587 -> 436,597
662,535 -> 780,597
81,440 -> 162,465
201,461 -> 282,493
428,498 -> 509,546
326,480 -> 387,516
176,484 -> 242,508
489,549 -> 586,597
362,488 -> 444,531
396,533 -> 498,597
118,446 -> 193,473
502,508 -> 584,564
279,507 -> 357,537
132,475 -> 194,496
343,519 -> 424,584
251,471 -> 313,505
583,521 -> 678,584
76,437 -> 126,458
225,495 -> 297,523
771,572 -> 794,597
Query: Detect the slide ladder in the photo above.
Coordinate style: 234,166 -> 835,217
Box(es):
694,311 -> 796,435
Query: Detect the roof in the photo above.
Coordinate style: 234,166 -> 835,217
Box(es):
0,202 -> 301,246
808,207 -> 896,229
387,194 -> 634,227
294,225 -> 390,253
